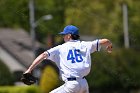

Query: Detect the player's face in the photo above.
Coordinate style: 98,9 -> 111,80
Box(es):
63,34 -> 72,42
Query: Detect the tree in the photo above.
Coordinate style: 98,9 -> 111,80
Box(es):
65,0 -> 140,48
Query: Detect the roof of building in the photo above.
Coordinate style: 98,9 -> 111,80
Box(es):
0,28 -> 41,68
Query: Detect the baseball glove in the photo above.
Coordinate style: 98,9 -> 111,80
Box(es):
21,73 -> 37,85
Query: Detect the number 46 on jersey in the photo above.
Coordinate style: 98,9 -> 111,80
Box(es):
67,49 -> 83,63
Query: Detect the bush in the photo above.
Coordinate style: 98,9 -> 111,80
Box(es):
39,65 -> 60,93
87,48 -> 140,90
0,59 -> 14,85
0,86 -> 40,93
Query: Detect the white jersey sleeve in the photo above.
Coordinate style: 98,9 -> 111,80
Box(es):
44,45 -> 60,63
89,39 -> 101,53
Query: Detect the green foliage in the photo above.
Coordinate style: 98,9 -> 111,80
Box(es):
65,0 -> 123,37
87,48 -> 140,90
65,0 -> 140,48
0,0 -> 29,29
0,60 -> 14,85
128,1 -> 140,49
0,86 -> 40,93
0,0 -> 64,43
33,0 -> 65,42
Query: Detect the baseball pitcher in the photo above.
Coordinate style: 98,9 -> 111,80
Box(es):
22,25 -> 112,93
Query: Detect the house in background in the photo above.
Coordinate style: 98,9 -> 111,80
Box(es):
0,28 -> 41,83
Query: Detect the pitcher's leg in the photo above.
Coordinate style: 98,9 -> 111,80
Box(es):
50,81 -> 80,93
84,79 -> 89,93
50,84 -> 66,93
79,79 -> 89,93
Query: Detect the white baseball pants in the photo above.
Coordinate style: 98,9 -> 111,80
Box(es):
50,78 -> 89,93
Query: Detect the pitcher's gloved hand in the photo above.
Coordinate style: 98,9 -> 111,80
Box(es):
21,73 -> 37,85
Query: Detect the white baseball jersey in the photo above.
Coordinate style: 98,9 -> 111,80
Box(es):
45,39 -> 101,81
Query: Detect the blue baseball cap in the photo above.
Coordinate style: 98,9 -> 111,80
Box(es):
59,25 -> 79,35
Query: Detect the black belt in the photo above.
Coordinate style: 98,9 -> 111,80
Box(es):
67,77 -> 85,81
